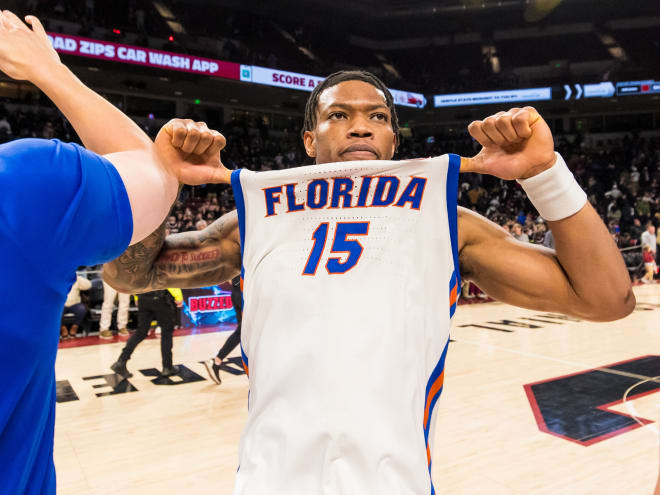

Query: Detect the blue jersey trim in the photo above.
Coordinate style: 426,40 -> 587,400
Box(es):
446,154 -> 461,289
423,338 -> 450,442
449,271 -> 458,318
231,169 -> 246,261
424,337 -> 450,495
231,169 -> 249,401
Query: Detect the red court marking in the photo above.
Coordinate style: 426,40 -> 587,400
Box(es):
524,355 -> 659,446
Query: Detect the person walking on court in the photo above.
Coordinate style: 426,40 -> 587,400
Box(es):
203,275 -> 242,384
111,289 -> 180,378
99,278 -> 131,339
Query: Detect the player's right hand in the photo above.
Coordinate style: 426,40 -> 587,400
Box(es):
155,119 -> 232,185
0,11 -> 61,82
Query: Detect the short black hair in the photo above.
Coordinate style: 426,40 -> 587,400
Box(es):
302,70 -> 400,149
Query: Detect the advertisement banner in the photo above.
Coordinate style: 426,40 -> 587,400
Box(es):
389,89 -> 427,109
180,283 -> 237,328
434,87 -> 552,107
48,33 -> 241,80
241,65 -> 324,91
241,65 -> 427,107
616,80 -> 660,96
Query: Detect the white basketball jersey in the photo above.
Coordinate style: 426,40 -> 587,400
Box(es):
230,154 -> 460,495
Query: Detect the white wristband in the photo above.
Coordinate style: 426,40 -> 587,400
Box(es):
516,152 -> 587,221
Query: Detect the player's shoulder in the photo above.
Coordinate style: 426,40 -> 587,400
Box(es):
0,137 -> 82,158
0,138 -> 97,180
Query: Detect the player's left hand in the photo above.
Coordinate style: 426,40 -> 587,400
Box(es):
461,107 -> 556,180
0,11 -> 61,82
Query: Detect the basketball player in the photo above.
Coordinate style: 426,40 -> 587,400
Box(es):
105,70 -> 634,493
0,11 -> 226,495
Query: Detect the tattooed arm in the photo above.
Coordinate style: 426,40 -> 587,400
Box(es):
103,210 -> 241,293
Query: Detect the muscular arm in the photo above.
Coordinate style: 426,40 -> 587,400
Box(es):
104,210 -> 241,293
457,204 -> 635,321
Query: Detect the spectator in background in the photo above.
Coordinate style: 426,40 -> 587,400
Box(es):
641,222 -> 660,278
467,184 -> 486,209
512,223 -> 529,243
607,198 -> 622,223
630,218 -> 643,241
641,245 -> 656,284
636,191 -> 652,219
605,183 -> 622,200
99,278 -> 131,340
641,222 -> 657,256
165,214 -> 180,234
61,276 -> 91,339
629,166 -> 640,196
195,219 -> 208,230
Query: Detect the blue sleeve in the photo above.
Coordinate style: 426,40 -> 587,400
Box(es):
0,139 -> 133,277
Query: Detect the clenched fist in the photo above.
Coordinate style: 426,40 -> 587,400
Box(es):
461,106 -> 556,180
154,119 -> 231,185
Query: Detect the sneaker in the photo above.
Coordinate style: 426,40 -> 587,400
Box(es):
160,365 -> 180,377
118,328 -> 130,336
99,330 -> 114,340
202,359 -> 222,385
110,359 -> 133,379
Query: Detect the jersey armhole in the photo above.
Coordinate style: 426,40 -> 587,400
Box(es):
446,154 -> 461,289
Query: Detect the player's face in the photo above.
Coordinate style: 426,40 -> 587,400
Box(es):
304,80 -> 396,164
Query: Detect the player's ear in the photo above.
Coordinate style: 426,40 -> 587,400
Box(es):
303,130 -> 317,158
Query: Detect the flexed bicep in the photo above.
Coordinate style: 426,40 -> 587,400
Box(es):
457,206 -> 633,321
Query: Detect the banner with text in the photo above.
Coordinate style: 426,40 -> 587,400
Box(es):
434,87 -> 552,107
48,33 -> 241,80
240,65 -> 427,108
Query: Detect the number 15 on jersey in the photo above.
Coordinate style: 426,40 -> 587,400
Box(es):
303,222 -> 369,276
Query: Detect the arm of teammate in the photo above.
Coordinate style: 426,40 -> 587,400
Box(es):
103,121 -> 242,293
0,11 -> 230,246
458,107 -> 635,322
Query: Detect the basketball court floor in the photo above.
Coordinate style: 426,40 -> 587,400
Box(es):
54,284 -> 660,494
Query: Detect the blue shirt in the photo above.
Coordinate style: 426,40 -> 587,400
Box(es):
0,139 -> 133,494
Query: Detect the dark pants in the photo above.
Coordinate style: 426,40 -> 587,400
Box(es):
62,303 -> 87,326
216,284 -> 243,361
120,291 -> 176,368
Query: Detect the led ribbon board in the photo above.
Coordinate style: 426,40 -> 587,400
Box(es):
48,32 -> 241,79
434,87 -> 552,107
240,65 -> 427,108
